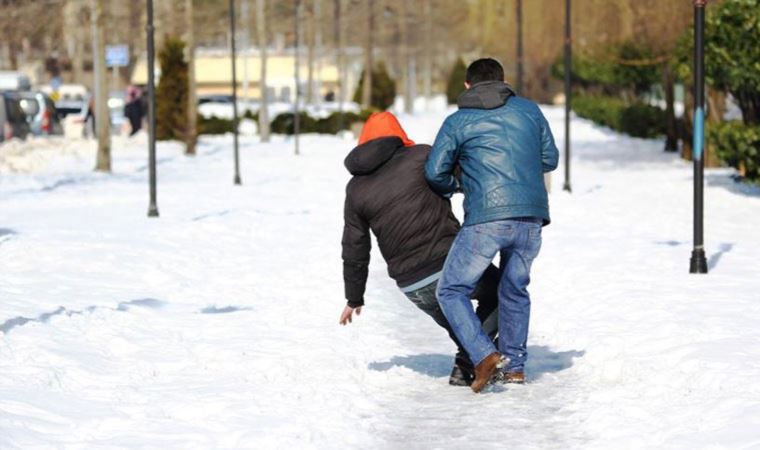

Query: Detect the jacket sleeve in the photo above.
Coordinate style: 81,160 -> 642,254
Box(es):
341,187 -> 371,308
539,113 -> 560,173
425,117 -> 461,196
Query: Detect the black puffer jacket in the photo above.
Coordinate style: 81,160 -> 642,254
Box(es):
342,137 -> 460,307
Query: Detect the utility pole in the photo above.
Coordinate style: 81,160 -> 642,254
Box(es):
294,0 -> 302,155
562,0 -> 572,193
186,0 -> 198,155
92,0 -> 111,172
690,0 -> 708,274
516,0 -> 524,93
146,0 -> 159,217
230,0 -> 242,184
256,0 -> 270,142
361,0 -> 374,108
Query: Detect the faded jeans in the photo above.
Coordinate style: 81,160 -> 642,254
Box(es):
403,264 -> 500,367
437,218 -> 542,371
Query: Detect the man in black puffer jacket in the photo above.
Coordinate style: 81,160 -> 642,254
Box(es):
340,112 -> 499,386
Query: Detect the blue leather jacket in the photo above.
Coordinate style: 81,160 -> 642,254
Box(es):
425,81 -> 559,226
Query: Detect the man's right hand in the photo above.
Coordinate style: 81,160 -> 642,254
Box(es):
339,305 -> 362,326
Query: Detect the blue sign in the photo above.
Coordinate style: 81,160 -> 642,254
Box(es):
105,45 -> 130,67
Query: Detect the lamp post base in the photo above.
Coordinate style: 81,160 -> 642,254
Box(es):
234,175 -> 242,186
689,248 -> 708,274
562,182 -> 572,193
147,205 -> 159,218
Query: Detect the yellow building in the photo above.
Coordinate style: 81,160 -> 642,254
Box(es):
131,51 -> 351,101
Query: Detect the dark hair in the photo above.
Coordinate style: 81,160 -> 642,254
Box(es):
465,58 -> 505,85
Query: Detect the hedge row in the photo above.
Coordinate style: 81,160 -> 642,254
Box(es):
708,121 -> 760,182
572,94 -> 666,139
198,110 -> 373,136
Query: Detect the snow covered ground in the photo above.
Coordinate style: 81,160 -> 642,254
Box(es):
1,104 -> 759,449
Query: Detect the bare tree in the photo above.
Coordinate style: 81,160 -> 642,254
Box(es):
361,0 -> 374,108
422,0 -> 432,109
186,0 -> 198,155
306,0 -> 315,104
256,0 -> 270,142
91,0 -> 111,172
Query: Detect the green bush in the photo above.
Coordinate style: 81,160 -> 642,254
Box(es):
552,41 -> 660,97
156,37 -> 190,142
352,62 -> 396,110
270,112 -> 318,135
446,58 -> 467,104
573,94 -> 665,138
199,109 -> 374,136
197,115 -> 234,135
675,0 -> 760,124
619,103 -> 666,138
708,121 -> 760,181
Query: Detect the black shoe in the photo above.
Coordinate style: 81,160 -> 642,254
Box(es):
449,361 -> 475,386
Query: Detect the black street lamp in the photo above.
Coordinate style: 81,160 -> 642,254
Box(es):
146,0 -> 159,217
230,0 -> 242,185
294,0 -> 302,156
563,0 -> 572,193
690,0 -> 708,274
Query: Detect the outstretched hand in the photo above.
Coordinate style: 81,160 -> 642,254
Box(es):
339,305 -> 362,325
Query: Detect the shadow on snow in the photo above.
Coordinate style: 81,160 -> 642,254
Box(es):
0,298 -> 166,334
368,346 -> 585,382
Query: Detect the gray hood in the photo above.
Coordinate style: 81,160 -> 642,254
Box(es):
457,81 -> 515,110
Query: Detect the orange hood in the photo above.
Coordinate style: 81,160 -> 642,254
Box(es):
358,112 -> 415,147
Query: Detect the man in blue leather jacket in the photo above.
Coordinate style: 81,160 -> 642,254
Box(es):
425,58 -> 559,392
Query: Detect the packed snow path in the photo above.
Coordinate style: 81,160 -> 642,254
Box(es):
1,106 -> 759,449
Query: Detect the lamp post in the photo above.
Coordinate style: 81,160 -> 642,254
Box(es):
690,0 -> 708,274
294,0 -> 302,156
563,0 -> 572,193
146,0 -> 159,217
230,0 -> 242,185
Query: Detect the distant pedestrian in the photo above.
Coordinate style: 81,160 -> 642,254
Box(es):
124,86 -> 144,136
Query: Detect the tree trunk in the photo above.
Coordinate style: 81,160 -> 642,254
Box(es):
361,0 -> 374,108
401,0 -> 412,114
256,0 -> 270,142
241,0 -> 250,103
663,62 -> 677,152
185,0 -> 198,155
422,0 -> 432,109
92,0 -> 111,172
313,0 -> 322,106
705,87 -> 725,168
333,0 -> 345,111
306,0 -> 315,105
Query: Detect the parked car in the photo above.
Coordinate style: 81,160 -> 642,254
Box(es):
18,91 -> 64,136
0,91 -> 31,143
42,84 -> 88,118
0,71 -> 32,92
198,94 -> 234,105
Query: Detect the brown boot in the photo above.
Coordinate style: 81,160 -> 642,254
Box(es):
470,352 -> 503,393
502,371 -> 525,384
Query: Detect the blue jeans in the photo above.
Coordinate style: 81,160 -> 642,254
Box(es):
437,218 -> 542,371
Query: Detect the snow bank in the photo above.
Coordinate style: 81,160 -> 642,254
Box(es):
1,106 -> 759,449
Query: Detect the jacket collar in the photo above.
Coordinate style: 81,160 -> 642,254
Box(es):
457,81 -> 515,110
